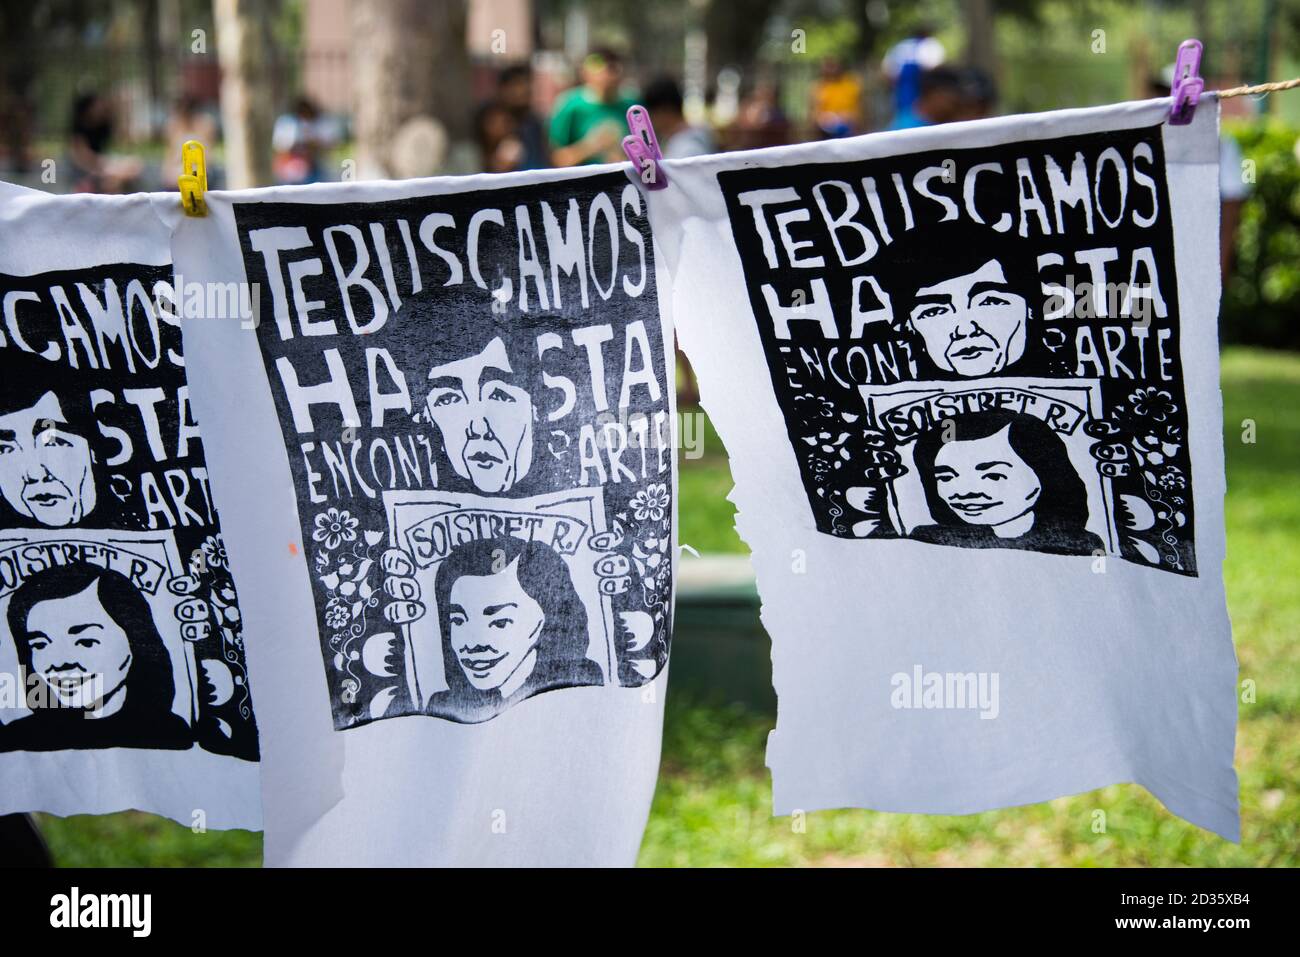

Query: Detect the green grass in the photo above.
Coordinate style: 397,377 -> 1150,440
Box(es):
36,813 -> 262,868
34,346 -> 1300,866
677,411 -> 742,555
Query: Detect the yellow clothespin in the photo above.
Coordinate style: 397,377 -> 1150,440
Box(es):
179,140 -> 208,217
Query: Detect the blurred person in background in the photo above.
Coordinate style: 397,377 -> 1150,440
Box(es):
912,66 -> 966,126
498,64 -> 548,170
67,92 -> 143,193
0,77 -> 34,176
642,76 -> 716,158
164,94 -> 218,178
476,101 -> 519,173
549,47 -> 636,167
955,67 -> 998,121
476,64 -> 547,173
809,56 -> 863,138
272,96 -> 337,185
727,80 -> 790,150
1148,70 -> 1249,280
883,26 -> 945,129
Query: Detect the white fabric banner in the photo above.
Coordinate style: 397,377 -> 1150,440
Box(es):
159,163 -> 675,865
650,99 -> 1238,839
0,187 -> 261,829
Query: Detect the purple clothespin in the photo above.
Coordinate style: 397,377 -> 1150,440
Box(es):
622,105 -> 668,191
1169,38 -> 1204,125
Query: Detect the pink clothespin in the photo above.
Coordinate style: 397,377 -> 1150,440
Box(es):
1168,39 -> 1204,125
622,105 -> 668,191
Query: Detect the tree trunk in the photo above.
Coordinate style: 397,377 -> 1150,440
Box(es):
704,0 -> 778,77
141,0 -> 163,140
352,0 -> 472,179
962,0 -> 997,73
214,0 -> 275,188
0,3 -> 39,174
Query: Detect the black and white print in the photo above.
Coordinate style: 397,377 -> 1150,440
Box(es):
0,264 -> 259,756
720,123 -> 1197,574
232,170 -> 673,728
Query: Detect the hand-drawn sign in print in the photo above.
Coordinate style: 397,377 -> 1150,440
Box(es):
233,171 -> 674,728
0,264 -> 258,756
719,124 -> 1196,575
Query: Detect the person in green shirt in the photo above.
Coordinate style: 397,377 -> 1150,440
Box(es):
549,47 -> 637,167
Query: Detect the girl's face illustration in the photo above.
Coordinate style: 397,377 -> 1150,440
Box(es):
931,425 -> 1042,528
24,580 -> 132,712
447,556 -> 545,694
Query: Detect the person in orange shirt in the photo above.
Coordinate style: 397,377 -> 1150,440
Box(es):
810,57 -> 863,138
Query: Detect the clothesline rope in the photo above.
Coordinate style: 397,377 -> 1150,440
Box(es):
1215,77 -> 1300,99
